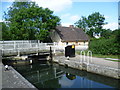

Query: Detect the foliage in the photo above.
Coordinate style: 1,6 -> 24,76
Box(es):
0,23 -> 2,40
74,16 -> 88,32
75,12 -> 106,37
101,29 -> 112,39
1,22 -> 11,40
3,1 -> 60,42
89,35 -> 120,55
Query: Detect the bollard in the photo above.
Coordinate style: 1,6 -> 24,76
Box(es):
5,65 -> 9,71
30,60 -> 33,64
67,56 -> 69,60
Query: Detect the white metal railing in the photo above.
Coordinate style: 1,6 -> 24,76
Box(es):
0,40 -> 89,56
87,50 -> 92,64
80,50 -> 92,65
80,50 -> 85,63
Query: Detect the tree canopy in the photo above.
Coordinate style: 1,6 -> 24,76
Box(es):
1,22 -> 11,40
3,1 -> 60,42
75,12 -> 106,37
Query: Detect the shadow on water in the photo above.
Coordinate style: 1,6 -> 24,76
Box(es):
3,58 -> 120,89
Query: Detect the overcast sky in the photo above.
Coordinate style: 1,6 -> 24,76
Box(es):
1,0 -> 119,30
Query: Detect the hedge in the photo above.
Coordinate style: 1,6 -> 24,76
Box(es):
89,37 -> 120,55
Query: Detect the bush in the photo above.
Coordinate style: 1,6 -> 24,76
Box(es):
89,37 -> 120,55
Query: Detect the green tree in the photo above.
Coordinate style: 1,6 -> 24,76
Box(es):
101,29 -> 112,39
75,16 -> 88,33
89,29 -> 120,55
0,22 -> 2,40
75,12 -> 106,37
4,1 -> 60,42
1,22 -> 11,40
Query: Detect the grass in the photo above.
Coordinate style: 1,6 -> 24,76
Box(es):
75,51 -> 120,62
92,54 -> 120,62
92,54 -> 119,59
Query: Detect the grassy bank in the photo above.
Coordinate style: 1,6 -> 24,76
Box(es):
76,51 -> 119,62
76,51 -> 119,58
92,54 -> 119,59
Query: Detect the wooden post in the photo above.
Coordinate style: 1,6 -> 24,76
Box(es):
50,46 -> 52,62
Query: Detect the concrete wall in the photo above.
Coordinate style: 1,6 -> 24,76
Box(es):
54,59 -> 120,79
53,64 -> 120,88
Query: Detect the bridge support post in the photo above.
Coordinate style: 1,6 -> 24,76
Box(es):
50,46 -> 53,62
17,50 -> 20,57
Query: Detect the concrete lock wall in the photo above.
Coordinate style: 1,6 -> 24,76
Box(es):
55,59 -> 120,79
87,64 -> 120,79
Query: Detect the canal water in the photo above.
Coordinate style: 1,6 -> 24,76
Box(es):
10,61 -> 120,89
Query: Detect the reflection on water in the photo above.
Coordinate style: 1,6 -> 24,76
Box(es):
12,61 -> 120,89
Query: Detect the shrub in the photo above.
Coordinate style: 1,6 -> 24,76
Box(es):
89,37 -> 120,55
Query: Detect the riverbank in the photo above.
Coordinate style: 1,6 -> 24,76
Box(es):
76,51 -> 119,60
53,55 -> 120,79
2,64 -> 37,89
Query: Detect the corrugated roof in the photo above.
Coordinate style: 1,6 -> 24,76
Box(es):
56,26 -> 89,42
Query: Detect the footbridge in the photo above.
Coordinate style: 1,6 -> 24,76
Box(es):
0,40 -> 88,56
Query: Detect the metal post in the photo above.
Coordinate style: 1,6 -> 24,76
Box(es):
17,50 -> 20,57
53,42 -> 56,54
17,43 -> 20,56
87,50 -> 92,64
54,68 -> 56,78
14,41 -> 16,50
80,50 -> 85,63
36,40 -> 39,55
80,51 -> 83,63
83,51 -> 85,63
38,40 -> 40,51
87,51 -> 90,65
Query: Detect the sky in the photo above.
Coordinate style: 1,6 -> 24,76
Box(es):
1,0 -> 119,30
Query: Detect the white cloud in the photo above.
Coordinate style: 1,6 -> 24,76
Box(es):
61,14 -> 80,24
6,5 -> 11,8
2,0 -> 119,2
62,22 -> 72,27
104,15 -> 110,19
103,22 -> 118,30
70,15 -> 80,21
32,0 -> 72,12
1,0 -> 14,2
72,0 -> 119,2
61,14 -> 80,27
61,13 -> 71,18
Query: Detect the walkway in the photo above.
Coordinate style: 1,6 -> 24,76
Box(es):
2,64 -> 37,89
54,55 -> 119,69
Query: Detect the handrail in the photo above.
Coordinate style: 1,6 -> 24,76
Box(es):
80,50 -> 85,63
87,50 -> 92,64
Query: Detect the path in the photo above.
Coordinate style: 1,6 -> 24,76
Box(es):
54,55 -> 119,69
2,64 -> 37,89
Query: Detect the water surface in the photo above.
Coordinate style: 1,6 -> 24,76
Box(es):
12,61 -> 120,89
